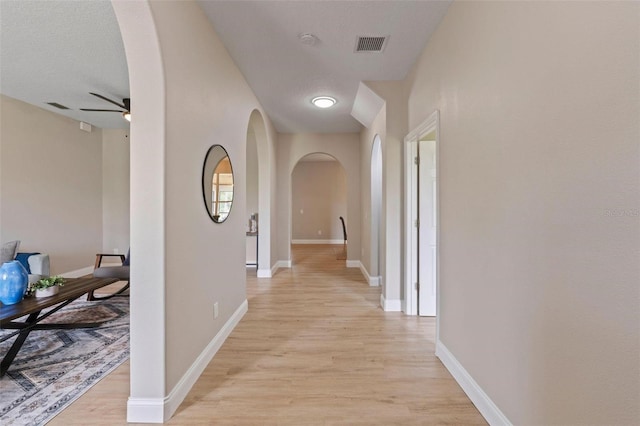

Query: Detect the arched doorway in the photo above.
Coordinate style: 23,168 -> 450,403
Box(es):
370,135 -> 383,285
290,153 -> 347,263
246,110 -> 271,277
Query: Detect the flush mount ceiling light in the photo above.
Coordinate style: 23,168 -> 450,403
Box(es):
311,96 -> 336,108
122,111 -> 131,122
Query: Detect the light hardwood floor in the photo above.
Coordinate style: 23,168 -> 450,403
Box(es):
50,245 -> 485,425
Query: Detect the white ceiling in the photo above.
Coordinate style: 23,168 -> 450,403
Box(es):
0,0 -> 129,130
0,0 -> 451,133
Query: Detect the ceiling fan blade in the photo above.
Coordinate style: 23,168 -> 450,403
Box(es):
80,108 -> 124,112
89,92 -> 126,109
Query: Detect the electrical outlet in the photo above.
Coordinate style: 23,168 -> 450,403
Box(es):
213,302 -> 219,319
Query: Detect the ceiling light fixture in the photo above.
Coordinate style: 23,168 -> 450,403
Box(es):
122,111 -> 131,122
311,96 -> 336,109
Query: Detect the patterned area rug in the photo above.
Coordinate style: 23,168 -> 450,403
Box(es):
0,297 -> 129,425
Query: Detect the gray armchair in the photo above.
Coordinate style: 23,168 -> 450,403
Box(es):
88,249 -> 130,301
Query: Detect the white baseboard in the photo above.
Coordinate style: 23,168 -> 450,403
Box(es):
358,263 -> 380,287
262,260 -> 291,278
60,266 -> 95,278
126,398 -> 164,423
291,239 -> 343,244
127,300 -> 249,423
436,341 -> 512,426
61,262 -> 125,279
380,294 -> 402,311
346,260 -> 360,268
257,268 -> 271,278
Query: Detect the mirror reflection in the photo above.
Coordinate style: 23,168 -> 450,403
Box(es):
202,145 -> 234,223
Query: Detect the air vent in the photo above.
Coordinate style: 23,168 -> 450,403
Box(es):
355,36 -> 388,53
46,102 -> 69,110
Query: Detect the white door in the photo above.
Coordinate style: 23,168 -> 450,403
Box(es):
418,139 -> 437,316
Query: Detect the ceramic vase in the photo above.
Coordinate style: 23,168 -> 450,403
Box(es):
35,286 -> 59,298
0,260 -> 29,305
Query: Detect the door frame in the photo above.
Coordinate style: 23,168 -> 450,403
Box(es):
403,110 -> 440,324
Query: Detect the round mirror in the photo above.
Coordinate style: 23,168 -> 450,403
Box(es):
202,145 -> 234,223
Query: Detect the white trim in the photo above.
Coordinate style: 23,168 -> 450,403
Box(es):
346,260 -> 360,268
380,294 -> 402,311
436,341 -> 512,426
403,110 -> 440,324
359,263 -> 380,287
60,266 -> 95,278
263,260 -> 291,278
279,260 -> 292,268
126,398 -> 164,423
257,268 -> 272,278
291,239 -> 343,244
127,300 -> 249,423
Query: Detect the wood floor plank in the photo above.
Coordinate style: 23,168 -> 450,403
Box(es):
50,245 -> 485,425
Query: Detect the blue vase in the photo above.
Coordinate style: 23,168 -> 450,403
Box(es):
0,260 -> 29,305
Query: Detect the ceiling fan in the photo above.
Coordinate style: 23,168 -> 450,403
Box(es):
80,92 -> 131,122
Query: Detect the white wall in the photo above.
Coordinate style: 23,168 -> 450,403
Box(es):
247,109 -> 278,276
291,160 -> 346,241
406,1 -> 639,424
113,0 -> 278,420
277,133 -> 360,264
102,128 -> 130,255
246,130 -> 258,224
360,108 -> 385,278
0,94 -> 103,274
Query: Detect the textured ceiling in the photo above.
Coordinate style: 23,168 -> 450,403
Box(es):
0,0 -> 129,130
199,0 -> 452,133
0,0 -> 451,133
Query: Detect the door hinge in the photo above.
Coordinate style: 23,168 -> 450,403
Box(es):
414,156 -> 420,165
414,219 -> 420,228
415,282 -> 420,291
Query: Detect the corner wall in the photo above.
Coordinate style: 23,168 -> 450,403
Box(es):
358,81 -> 408,306
406,1 -> 640,424
0,94 -> 103,274
102,128 -> 130,255
292,160 -> 347,242
114,0 -> 277,421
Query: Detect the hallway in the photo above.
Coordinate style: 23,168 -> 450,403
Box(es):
51,245 -> 485,425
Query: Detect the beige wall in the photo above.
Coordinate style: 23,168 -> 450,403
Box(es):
114,0 -> 278,413
102,128 -> 130,255
277,133 -> 360,264
292,160 -> 347,241
0,95 -> 103,274
358,81 -> 408,304
407,1 -> 639,424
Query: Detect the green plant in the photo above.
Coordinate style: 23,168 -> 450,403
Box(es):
29,276 -> 65,293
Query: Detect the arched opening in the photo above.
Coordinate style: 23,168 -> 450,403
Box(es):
370,135 -> 383,285
290,153 -> 347,264
246,109 -> 271,277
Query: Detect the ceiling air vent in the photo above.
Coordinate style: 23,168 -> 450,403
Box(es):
46,102 -> 69,110
355,36 -> 388,53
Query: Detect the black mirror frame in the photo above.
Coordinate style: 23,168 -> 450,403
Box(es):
202,144 -> 234,223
